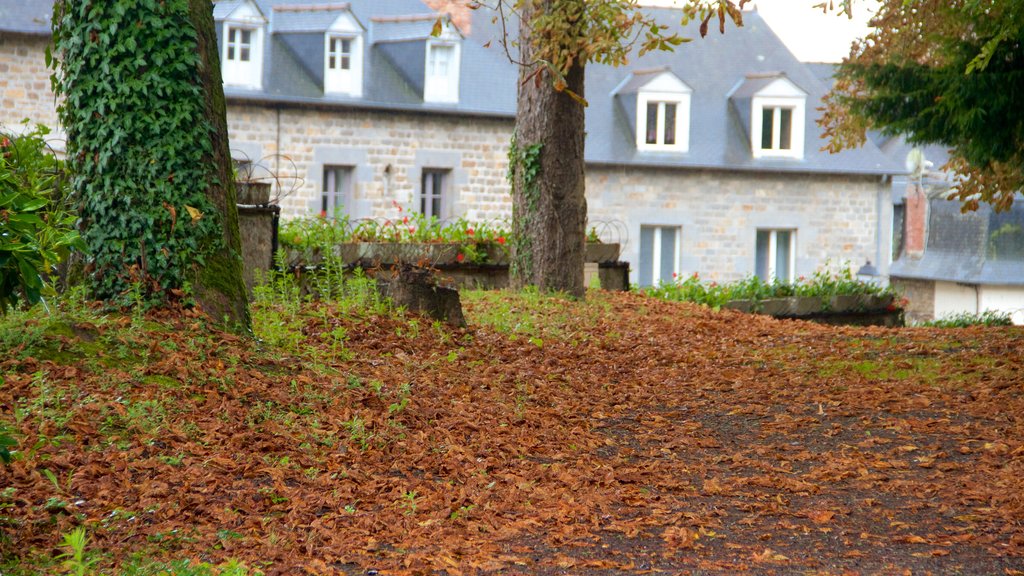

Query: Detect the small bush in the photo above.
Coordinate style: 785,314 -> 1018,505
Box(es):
0,124 -> 84,314
644,264 -> 899,309
919,310 -> 1013,328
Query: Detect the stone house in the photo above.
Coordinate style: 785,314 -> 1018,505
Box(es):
884,142 -> 1024,325
0,0 -> 901,286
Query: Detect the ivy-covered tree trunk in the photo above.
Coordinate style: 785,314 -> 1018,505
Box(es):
510,1 -> 588,299
53,0 -> 249,330
186,0 -> 250,328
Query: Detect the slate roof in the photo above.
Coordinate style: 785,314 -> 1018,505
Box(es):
0,1 -> 51,35
579,8 -> 899,176
215,0 -> 516,117
0,1 -> 900,176
891,198 -> 1024,286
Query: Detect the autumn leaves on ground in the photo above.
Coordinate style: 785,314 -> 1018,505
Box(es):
1,289 -> 1023,575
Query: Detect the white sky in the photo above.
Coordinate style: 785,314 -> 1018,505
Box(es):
639,0 -> 880,63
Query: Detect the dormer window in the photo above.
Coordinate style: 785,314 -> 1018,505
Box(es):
322,10 -> 365,97
645,101 -> 679,146
424,40 -> 460,103
226,27 -> 252,62
761,106 -> 793,151
729,73 -> 807,160
614,68 -> 691,153
217,0 -> 266,90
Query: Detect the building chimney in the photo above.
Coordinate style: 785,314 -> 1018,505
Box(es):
904,182 -> 928,257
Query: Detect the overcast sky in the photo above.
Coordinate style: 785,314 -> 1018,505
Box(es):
639,0 -> 880,63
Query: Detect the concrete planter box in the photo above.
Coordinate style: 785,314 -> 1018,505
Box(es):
586,243 -> 621,263
236,181 -> 271,205
723,294 -> 902,327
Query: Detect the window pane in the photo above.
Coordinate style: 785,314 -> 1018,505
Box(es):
663,103 -> 676,145
341,39 -> 351,55
421,170 -> 447,218
646,102 -> 658,144
240,46 -> 250,62
639,226 -> 655,287
241,30 -> 251,45
227,45 -> 235,60
431,197 -> 441,218
430,45 -> 452,77
761,108 -> 774,150
775,230 -> 792,281
329,55 -> 336,69
755,230 -> 770,280
659,227 -> 677,283
779,108 -> 792,150
341,55 -> 350,70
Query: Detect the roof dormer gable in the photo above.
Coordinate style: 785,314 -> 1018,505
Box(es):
372,14 -> 463,105
216,0 -> 267,90
614,67 -> 693,152
729,73 -> 808,160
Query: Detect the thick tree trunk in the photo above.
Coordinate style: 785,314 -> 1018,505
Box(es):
510,1 -> 588,299
187,0 -> 251,330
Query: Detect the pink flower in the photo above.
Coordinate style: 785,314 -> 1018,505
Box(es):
408,227 -> 416,234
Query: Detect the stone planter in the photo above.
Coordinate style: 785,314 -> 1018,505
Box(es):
586,242 -> 621,263
483,243 -> 511,265
790,296 -> 824,316
358,242 -> 462,266
723,300 -> 753,313
236,181 -> 271,205
759,298 -> 793,316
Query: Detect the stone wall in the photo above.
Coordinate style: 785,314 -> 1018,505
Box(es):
891,277 -> 935,324
227,104 -> 514,222
587,166 -> 885,283
0,34 -> 61,136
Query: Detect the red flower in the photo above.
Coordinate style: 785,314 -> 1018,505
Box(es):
0,137 -> 9,148
319,210 -> 327,218
466,228 -> 474,236
456,253 -> 465,263
403,216 -> 409,225
408,227 -> 416,234
497,236 -> 506,245
672,272 -> 678,279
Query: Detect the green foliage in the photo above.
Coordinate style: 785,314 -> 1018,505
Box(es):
0,421 -> 16,464
0,124 -> 84,314
52,0 -> 222,305
823,0 -> 1024,210
56,527 -> 99,576
644,265 -> 899,309
507,133 -> 543,280
919,310 -> 1013,328
279,212 -> 511,265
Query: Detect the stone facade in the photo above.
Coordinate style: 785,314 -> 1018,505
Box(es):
587,166 -> 886,283
0,29 -> 895,286
227,104 -> 513,221
891,277 -> 936,324
0,34 -> 60,136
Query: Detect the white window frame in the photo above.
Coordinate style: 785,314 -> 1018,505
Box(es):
221,22 -> 264,89
321,165 -> 353,219
324,34 -> 363,96
751,93 -> 805,159
424,40 -> 460,104
639,225 -> 682,287
756,229 -> 796,283
636,92 -> 690,152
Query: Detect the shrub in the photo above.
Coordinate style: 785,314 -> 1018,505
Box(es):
919,310 -> 1013,328
644,264 -> 899,309
0,124 -> 84,314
